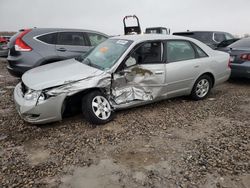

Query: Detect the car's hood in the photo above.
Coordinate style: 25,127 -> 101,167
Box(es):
22,59 -> 104,90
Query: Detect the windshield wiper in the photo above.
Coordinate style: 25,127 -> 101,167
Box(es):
83,57 -> 92,65
75,56 -> 83,62
83,58 -> 104,70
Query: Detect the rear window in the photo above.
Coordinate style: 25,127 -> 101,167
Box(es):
57,32 -> 86,46
229,38 -> 250,48
87,33 -> 107,46
146,28 -> 160,34
192,43 -> 208,58
37,33 -> 57,44
213,33 -> 226,43
162,29 -> 168,34
217,39 -> 239,48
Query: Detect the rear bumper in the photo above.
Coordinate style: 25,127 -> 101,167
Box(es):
230,62 -> 250,78
214,68 -> 231,86
7,62 -> 31,77
7,50 -> 44,77
0,49 -> 8,57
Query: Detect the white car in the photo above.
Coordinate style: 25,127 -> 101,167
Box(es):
14,34 -> 231,125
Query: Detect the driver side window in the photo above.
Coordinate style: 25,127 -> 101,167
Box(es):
124,41 -> 162,68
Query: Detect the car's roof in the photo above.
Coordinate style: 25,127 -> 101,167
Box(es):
111,34 -> 191,42
173,31 -> 229,34
23,28 -> 109,37
110,34 -> 217,58
146,27 -> 168,29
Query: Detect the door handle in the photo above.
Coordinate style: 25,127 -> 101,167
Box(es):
57,48 -> 66,52
155,71 -> 164,75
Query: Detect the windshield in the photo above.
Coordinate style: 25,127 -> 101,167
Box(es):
229,37 -> 250,48
80,39 -> 133,70
146,28 -> 160,34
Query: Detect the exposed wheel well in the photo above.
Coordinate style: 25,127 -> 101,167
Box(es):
61,88 -> 104,117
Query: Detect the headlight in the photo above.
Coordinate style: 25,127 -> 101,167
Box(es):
24,90 -> 41,101
38,93 -> 46,102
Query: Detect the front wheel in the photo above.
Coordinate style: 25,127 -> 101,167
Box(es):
82,91 -> 114,125
191,75 -> 212,100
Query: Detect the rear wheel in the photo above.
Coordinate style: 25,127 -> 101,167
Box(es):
191,75 -> 212,100
82,91 -> 114,125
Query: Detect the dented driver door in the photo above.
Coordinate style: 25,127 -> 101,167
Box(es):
111,41 -> 166,106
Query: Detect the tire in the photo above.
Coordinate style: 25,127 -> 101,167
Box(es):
191,75 -> 212,100
82,91 -> 114,125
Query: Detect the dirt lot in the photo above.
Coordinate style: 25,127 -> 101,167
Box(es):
0,58 -> 249,188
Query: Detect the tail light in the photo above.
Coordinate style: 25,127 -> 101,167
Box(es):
15,29 -> 32,52
0,37 -> 7,43
240,53 -> 250,61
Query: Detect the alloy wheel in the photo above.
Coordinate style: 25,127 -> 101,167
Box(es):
195,79 -> 210,98
92,96 -> 111,120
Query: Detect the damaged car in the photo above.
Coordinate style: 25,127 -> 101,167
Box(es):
14,34 -> 231,125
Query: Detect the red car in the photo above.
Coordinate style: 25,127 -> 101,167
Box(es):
0,36 -> 8,43
0,36 -> 10,57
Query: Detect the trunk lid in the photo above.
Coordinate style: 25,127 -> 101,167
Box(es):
228,48 -> 250,64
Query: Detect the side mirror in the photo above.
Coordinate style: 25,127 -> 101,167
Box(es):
125,56 -> 137,67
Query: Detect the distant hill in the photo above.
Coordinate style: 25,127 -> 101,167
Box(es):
0,31 -> 16,36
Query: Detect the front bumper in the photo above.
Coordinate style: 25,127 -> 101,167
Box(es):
14,83 -> 67,124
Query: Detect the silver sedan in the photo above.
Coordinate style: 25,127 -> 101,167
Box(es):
14,34 -> 231,125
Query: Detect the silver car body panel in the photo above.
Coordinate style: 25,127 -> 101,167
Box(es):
14,34 -> 231,124
14,83 -> 67,123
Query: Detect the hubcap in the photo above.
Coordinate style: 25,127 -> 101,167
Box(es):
196,79 -> 210,98
92,96 -> 111,120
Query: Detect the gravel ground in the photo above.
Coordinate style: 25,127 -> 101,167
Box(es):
0,57 -> 249,188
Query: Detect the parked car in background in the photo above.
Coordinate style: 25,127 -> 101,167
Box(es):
1,35 -> 12,42
218,37 -> 250,78
145,27 -> 170,34
0,42 -> 9,57
173,31 -> 235,49
215,38 -> 240,50
0,36 -> 8,43
7,28 -> 108,77
14,34 -> 230,125
0,34 -> 15,57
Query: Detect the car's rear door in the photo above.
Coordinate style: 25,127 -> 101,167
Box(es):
164,40 -> 205,97
56,31 -> 90,59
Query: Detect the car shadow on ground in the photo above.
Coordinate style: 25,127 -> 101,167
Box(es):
33,95 -> 201,130
228,77 -> 250,86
